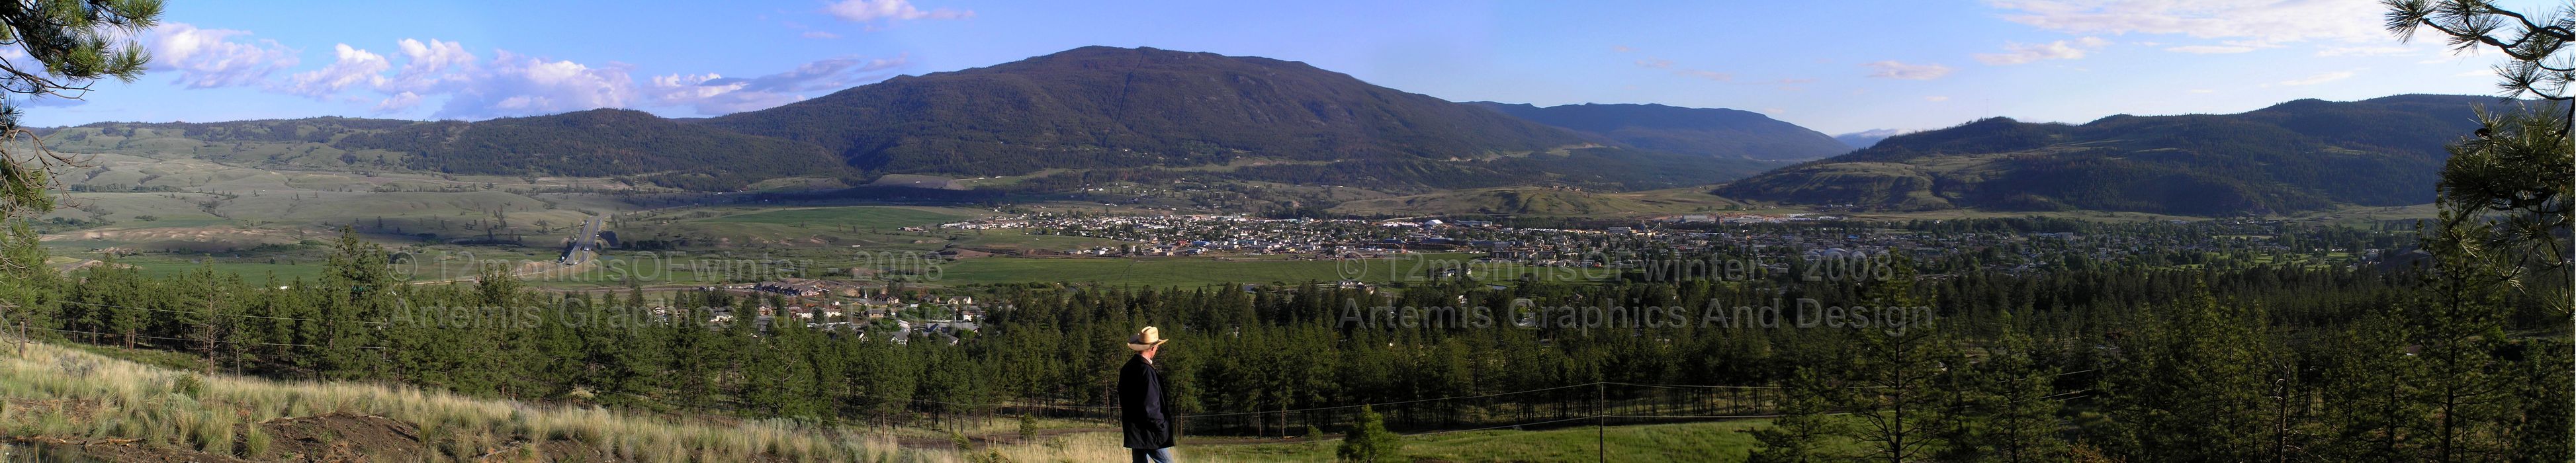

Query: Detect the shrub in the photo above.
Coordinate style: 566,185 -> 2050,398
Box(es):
171,374 -> 205,399
242,425 -> 271,458
1336,405 -> 1403,462
193,412 -> 233,455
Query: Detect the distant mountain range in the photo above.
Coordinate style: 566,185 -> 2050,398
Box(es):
1715,95 -> 2499,216
48,46 -> 1808,194
35,48 -> 2509,217
1462,102 -> 1849,161
1832,129 -> 1905,149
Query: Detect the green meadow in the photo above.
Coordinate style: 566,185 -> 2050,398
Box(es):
695,206 -> 972,228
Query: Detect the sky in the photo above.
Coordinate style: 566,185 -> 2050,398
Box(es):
13,0 -> 2519,135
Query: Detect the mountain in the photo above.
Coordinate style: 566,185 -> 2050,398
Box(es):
1833,129 -> 1905,149
47,110 -> 856,190
707,46 -> 1592,175
703,46 -> 1777,192
1465,102 -> 1849,161
1714,95 -> 2499,216
336,108 -> 854,190
48,46 -> 1789,196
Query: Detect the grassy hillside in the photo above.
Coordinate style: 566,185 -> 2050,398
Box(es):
0,339 -> 1842,463
49,110 -> 856,191
0,341 -> 908,462
337,108 -> 858,190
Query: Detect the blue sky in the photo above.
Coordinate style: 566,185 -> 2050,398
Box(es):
21,0 -> 2512,135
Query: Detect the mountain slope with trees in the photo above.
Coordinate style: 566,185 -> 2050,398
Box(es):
336,108 -> 857,190
703,46 -> 1601,176
1466,102 -> 1850,161
1714,95 -> 2501,215
48,111 -> 860,190
49,46 -> 1783,195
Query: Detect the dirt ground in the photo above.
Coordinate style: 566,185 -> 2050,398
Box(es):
251,413 -> 429,462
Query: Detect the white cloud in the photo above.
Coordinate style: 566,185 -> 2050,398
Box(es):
1634,58 -> 1673,69
2162,39 -> 2287,54
284,44 -> 390,97
157,32 -> 911,118
386,38 -> 476,93
434,50 -> 637,119
2188,88 -> 2215,93
375,91 -> 422,112
2455,69 -> 2491,77
2315,45 -> 2417,57
2165,45 -> 2258,54
823,0 -> 973,23
1975,37 -> 2108,65
1863,61 -> 1954,80
2278,70 -> 2355,86
647,56 -> 909,114
1925,95 -> 1951,102
802,31 -> 842,39
1987,0 -> 2384,44
1611,45 -> 1635,53
146,22 -> 299,89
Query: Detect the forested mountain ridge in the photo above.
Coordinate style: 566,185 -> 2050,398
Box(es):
42,110 -> 860,190
46,46 -> 1783,195
1465,101 -> 1850,161
702,46 -> 1599,176
335,108 -> 856,190
1713,94 -> 2503,216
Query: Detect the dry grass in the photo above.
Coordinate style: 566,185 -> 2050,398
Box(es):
987,431 -> 1162,463
0,341 -> 955,462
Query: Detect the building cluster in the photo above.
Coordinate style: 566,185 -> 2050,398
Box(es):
686,278 -> 988,345
932,212 -> 2323,276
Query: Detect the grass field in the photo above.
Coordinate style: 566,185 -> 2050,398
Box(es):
0,341 -> 916,462
696,206 -> 973,228
991,419 -> 1818,463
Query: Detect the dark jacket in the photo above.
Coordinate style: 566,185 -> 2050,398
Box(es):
1119,355 -> 1177,449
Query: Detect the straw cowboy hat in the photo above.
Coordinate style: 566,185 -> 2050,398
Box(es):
1127,326 -> 1170,351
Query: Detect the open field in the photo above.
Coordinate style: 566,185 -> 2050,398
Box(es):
695,205 -> 973,228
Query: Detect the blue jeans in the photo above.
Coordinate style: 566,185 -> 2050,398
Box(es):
1130,447 -> 1176,463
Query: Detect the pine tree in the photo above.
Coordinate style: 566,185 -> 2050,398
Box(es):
1748,367 -> 1847,463
1842,257 -> 1951,462
1335,405 -> 1403,462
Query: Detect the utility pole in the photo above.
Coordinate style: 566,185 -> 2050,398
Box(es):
1596,381 -> 1605,463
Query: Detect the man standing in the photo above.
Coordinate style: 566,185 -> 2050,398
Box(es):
1120,326 -> 1178,462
